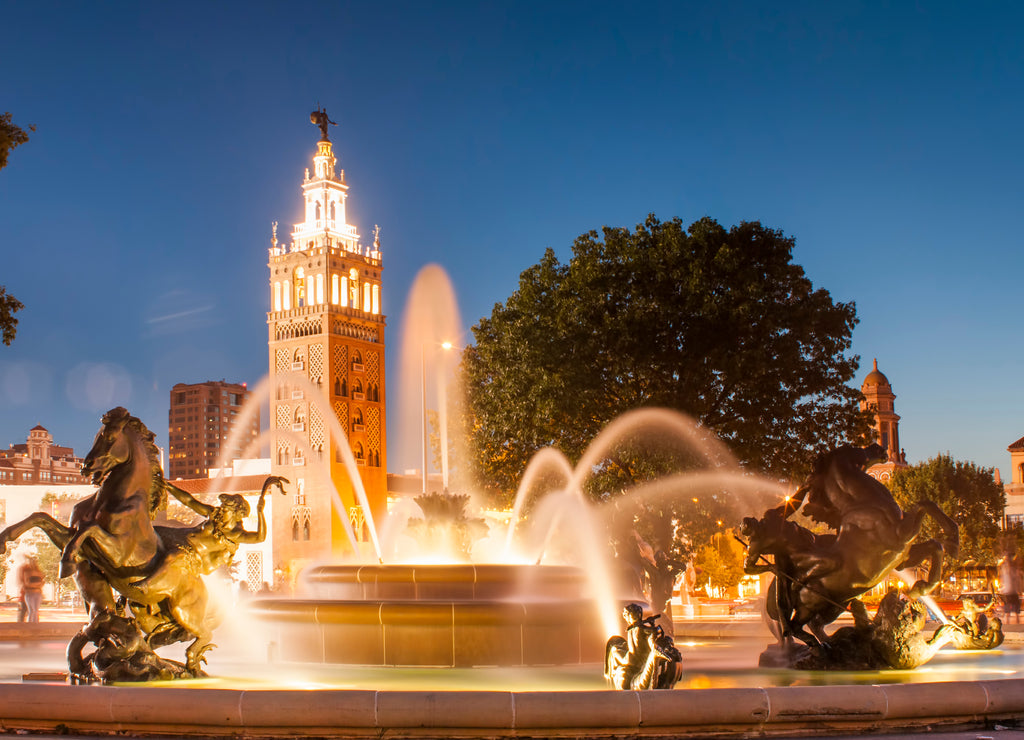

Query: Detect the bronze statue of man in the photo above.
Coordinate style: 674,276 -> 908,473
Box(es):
310,107 -> 336,141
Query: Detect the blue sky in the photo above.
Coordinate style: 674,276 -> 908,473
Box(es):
1,1 -> 1021,480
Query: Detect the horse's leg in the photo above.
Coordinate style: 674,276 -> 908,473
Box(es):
60,523 -> 134,578
0,513 -> 72,553
168,582 -> 216,674
900,502 -> 960,559
896,539 -> 946,597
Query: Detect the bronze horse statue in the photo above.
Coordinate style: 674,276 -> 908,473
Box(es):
743,443 -> 959,652
0,407 -> 285,680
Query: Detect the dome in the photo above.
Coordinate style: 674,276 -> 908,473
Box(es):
862,358 -> 890,387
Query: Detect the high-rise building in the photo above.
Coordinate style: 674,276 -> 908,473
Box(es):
859,359 -> 907,481
267,113 -> 387,568
167,380 -> 259,480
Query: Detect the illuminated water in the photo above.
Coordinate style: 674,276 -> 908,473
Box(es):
5,634 -> 1023,690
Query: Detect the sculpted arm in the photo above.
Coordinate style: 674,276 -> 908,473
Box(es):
165,482 -> 215,518
235,476 -> 289,545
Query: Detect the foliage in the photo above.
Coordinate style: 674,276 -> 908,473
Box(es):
35,491 -> 83,592
462,215 -> 871,508
0,112 -> 33,170
886,454 -> 1005,567
694,531 -> 746,597
0,112 -> 32,347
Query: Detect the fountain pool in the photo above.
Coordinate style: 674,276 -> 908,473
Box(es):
2,628 -> 1024,738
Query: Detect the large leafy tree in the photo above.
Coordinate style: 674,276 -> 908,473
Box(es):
462,215 -> 871,616
0,112 -> 32,346
463,215 -> 871,502
886,454 -> 1005,569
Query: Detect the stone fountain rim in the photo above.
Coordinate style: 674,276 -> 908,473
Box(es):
0,679 -> 1020,738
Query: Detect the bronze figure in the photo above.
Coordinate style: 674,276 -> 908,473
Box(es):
604,603 -> 682,690
0,407 -> 288,683
310,107 -> 336,141
741,443 -> 960,669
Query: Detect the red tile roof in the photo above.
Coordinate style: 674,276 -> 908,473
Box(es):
167,475 -> 270,495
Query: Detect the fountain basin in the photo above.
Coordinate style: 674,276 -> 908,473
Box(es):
252,564 -> 606,666
301,563 -> 590,600
0,680 -> 1022,738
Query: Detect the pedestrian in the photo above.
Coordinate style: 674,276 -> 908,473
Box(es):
17,555 -> 45,623
999,553 -> 1022,625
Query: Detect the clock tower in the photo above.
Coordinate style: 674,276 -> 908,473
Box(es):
267,111 -> 387,571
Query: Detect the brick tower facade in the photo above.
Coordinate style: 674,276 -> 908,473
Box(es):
267,114 -> 387,572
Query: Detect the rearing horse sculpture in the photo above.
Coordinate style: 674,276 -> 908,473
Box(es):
743,443 -> 959,653
0,408 -> 166,621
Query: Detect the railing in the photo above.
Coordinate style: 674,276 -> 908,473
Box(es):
292,422 -> 305,432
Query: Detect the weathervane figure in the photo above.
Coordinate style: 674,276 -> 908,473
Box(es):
310,107 -> 337,141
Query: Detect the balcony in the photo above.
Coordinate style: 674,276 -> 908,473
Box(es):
352,391 -> 365,401
292,422 -> 305,432
351,363 -> 364,373
291,390 -> 304,400
293,456 -> 305,467
352,423 -> 365,432
291,361 -> 304,371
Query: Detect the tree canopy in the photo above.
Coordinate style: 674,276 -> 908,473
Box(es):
461,215 -> 871,503
0,112 -> 31,346
0,112 -> 33,170
886,454 -> 1005,568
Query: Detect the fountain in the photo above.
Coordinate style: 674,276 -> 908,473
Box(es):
0,264 -> 1023,737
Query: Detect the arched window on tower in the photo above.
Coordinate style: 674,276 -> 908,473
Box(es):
292,519 -> 299,541
334,377 -> 342,396
274,282 -> 282,312
315,201 -> 321,221
330,202 -> 336,222
353,379 -> 363,399
278,445 -> 290,466
352,409 -> 364,431
283,280 -> 291,310
349,268 -> 359,309
303,520 -> 311,540
354,441 -> 364,461
331,274 -> 339,304
372,284 -> 380,315
1018,463 -> 1024,484
316,274 -> 324,304
363,282 -> 371,313
295,267 -> 306,307
340,276 -> 349,308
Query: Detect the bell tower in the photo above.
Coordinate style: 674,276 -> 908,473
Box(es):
267,111 -> 387,571
859,358 -> 905,481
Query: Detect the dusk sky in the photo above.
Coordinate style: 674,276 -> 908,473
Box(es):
2,2 -> 1022,480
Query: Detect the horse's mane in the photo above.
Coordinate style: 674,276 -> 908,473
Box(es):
103,407 -> 167,517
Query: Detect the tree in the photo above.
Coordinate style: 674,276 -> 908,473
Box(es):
462,215 -> 871,614
0,112 -> 32,346
462,215 -> 871,501
886,454 -> 1005,569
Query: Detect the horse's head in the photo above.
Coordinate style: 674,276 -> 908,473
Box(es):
862,443 -> 887,466
82,407 -> 134,484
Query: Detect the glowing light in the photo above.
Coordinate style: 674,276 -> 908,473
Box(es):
441,341 -> 453,350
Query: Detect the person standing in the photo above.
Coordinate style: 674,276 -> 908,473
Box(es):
17,556 -> 44,623
999,553 -> 1022,625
